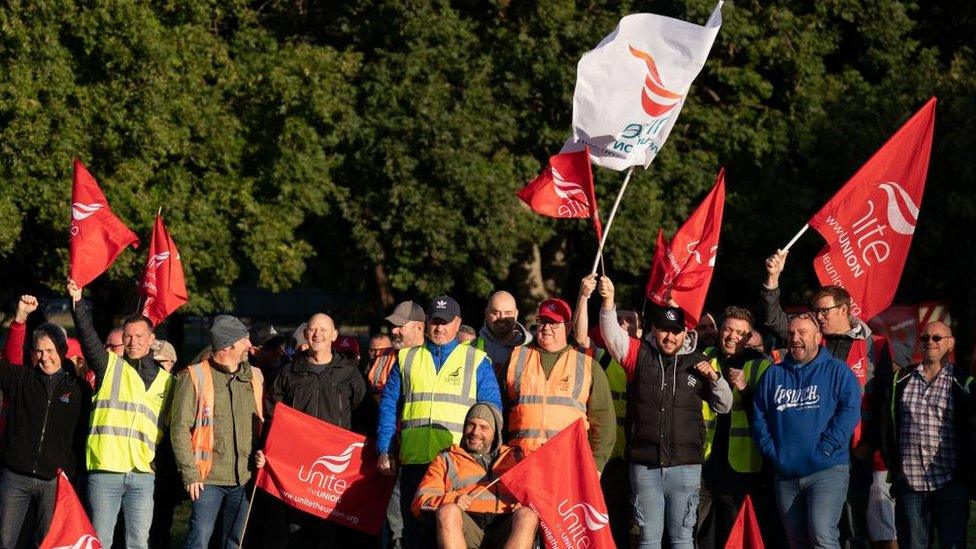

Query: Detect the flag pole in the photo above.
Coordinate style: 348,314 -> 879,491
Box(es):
782,224 -> 809,252
469,477 -> 503,500
237,480 -> 260,548
590,166 -> 635,274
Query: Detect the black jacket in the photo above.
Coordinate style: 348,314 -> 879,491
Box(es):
626,342 -> 716,467
71,300 -> 162,391
268,353 -> 367,431
0,361 -> 91,479
879,363 -> 976,487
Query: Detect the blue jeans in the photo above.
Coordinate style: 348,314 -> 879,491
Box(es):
893,478 -> 969,549
0,468 -> 58,548
184,484 -> 249,549
774,465 -> 849,549
629,463 -> 702,549
88,471 -> 155,549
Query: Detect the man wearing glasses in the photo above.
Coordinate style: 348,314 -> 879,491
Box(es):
598,276 -> 732,549
104,327 -> 124,355
879,322 -> 973,548
500,297 -> 615,471
762,250 -> 894,547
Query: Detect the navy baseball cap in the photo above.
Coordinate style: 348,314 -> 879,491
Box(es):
427,296 -> 461,322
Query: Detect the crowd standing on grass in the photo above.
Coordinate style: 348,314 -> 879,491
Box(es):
0,254 -> 969,549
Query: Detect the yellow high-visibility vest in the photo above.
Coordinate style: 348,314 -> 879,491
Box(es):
87,353 -> 173,472
603,355 -> 628,460
701,347 -> 770,473
399,345 -> 483,464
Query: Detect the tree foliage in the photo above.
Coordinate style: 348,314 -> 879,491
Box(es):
1,0 -> 974,350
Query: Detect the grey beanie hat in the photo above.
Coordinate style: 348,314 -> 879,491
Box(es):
210,315 -> 249,351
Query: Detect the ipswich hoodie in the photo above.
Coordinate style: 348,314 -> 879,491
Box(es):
752,347 -> 860,479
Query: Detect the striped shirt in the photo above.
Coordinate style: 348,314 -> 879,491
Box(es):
899,363 -> 957,491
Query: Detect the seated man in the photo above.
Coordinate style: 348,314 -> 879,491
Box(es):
413,403 -> 537,549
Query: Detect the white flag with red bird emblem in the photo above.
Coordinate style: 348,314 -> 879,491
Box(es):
564,2 -> 723,170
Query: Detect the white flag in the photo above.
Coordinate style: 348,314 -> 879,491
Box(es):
564,2 -> 723,170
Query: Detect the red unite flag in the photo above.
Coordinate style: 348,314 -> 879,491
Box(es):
517,147 -> 603,239
140,213 -> 188,326
499,419 -> 615,549
69,160 -> 139,287
645,169 -> 726,326
40,471 -> 102,549
255,403 -> 394,536
724,495 -> 764,549
809,98 -> 936,320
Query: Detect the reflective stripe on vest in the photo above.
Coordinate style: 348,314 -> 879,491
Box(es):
505,345 -> 592,452
368,351 -> 397,394
186,361 -> 264,482
701,347 -> 770,473
399,345 -> 483,464
87,353 -> 173,473
605,358 -> 628,459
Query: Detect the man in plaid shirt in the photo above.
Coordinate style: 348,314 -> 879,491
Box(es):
880,321 -> 976,549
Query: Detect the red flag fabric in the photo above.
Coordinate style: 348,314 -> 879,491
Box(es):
498,419 -> 615,549
645,169 -> 726,326
724,495 -> 764,549
517,147 -> 603,239
40,470 -> 102,549
69,160 -> 139,287
255,403 -> 394,536
139,213 -> 188,325
808,98 -> 936,320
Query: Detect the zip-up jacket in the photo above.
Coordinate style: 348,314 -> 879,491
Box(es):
376,339 -> 502,455
879,362 -> 976,485
171,360 -> 261,486
600,308 -> 732,467
268,353 -> 367,431
0,361 -> 91,479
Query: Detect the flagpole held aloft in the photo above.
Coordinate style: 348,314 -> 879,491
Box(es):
782,224 -> 809,252
591,166 -> 635,274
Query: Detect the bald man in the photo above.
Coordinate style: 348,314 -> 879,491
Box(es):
264,313 -> 367,546
472,290 -> 532,376
880,321 -> 974,548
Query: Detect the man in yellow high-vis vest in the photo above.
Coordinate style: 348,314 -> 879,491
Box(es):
69,279 -> 175,549
696,306 -> 774,549
375,296 -> 502,549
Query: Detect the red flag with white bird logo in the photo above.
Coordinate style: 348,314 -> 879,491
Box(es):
808,98 -> 936,320
40,470 -> 102,549
139,212 -> 188,326
69,160 -> 139,287
518,147 -> 602,239
255,403 -> 394,535
645,169 -> 726,327
499,419 -> 615,548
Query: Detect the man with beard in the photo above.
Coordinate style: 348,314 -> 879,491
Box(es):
763,250 -> 894,546
472,291 -> 532,379
598,276 -> 732,549
248,323 -> 288,392
376,296 -> 501,548
413,403 -> 538,548
368,301 -> 427,404
752,313 -> 860,549
695,307 -> 775,548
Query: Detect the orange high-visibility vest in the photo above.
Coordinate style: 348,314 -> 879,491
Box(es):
186,361 -> 264,482
505,345 -> 592,452
367,349 -> 398,397
412,444 -> 523,517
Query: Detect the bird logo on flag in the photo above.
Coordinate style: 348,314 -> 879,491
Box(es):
628,45 -> 683,117
878,181 -> 920,235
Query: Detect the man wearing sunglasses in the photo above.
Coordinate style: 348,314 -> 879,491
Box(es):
879,322 -> 973,548
598,276 -> 732,549
762,249 -> 895,547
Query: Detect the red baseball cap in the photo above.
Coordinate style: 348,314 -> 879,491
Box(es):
66,338 -> 83,360
537,298 -> 572,324
332,335 -> 361,356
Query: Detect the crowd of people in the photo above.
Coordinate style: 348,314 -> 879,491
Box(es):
0,247 -> 969,549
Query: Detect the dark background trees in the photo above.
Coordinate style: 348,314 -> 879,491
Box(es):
1,1 -> 973,359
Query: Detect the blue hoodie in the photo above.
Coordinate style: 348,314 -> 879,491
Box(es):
752,347 -> 860,479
